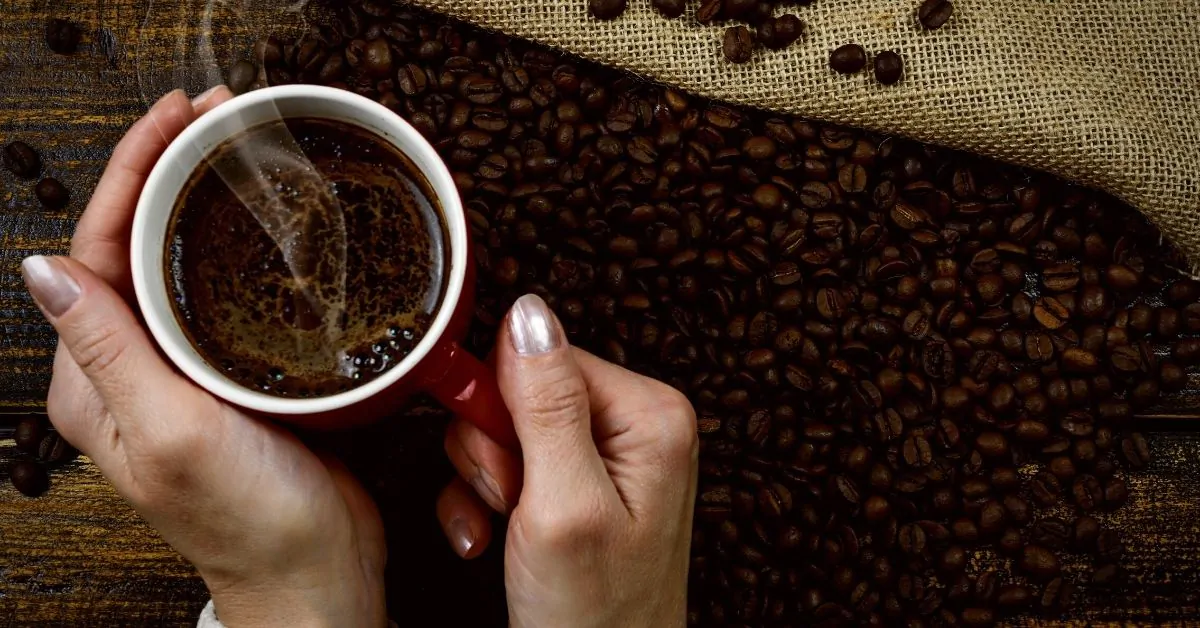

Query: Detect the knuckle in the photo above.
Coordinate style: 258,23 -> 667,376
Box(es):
523,501 -> 609,550
654,386 -> 699,464
70,320 -> 129,382
522,368 -> 589,426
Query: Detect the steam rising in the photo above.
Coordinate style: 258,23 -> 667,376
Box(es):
138,0 -> 352,374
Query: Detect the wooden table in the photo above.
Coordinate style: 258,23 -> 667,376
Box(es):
1,1 -> 1198,626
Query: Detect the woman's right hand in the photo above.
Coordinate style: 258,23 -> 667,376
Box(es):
437,294 -> 699,627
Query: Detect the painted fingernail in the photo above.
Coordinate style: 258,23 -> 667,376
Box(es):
446,517 -> 475,558
508,294 -> 562,356
192,85 -> 225,107
21,256 -> 80,318
470,469 -> 508,513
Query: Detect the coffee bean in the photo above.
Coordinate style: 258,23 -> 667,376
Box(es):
650,0 -> 686,18
830,44 -> 867,74
723,26 -> 756,64
3,141 -> 42,179
918,0 -> 954,30
10,461 -> 49,497
1121,433 -> 1151,469
758,15 -> 803,51
588,0 -> 628,19
46,18 -> 82,54
873,50 -> 904,85
14,416 -> 47,453
35,177 -> 70,210
1031,518 -> 1071,549
228,60 -> 258,94
37,432 -> 75,465
997,584 -> 1031,610
1019,545 -> 1061,581
1096,529 -> 1124,562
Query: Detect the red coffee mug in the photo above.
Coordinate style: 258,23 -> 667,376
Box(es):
130,85 -> 518,448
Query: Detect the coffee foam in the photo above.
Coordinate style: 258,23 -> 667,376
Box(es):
169,118 -> 447,394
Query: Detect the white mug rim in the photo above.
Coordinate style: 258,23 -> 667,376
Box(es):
130,85 -> 468,415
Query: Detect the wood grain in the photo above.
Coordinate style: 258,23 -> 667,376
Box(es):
1,0 -> 1199,626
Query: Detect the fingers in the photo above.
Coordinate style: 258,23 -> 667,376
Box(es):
71,90 -> 194,288
192,85 -> 235,116
22,255 -> 194,435
444,417 -> 522,514
496,295 -> 614,502
71,86 -> 235,293
437,477 -> 494,559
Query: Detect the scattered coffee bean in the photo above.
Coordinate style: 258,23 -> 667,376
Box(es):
10,460 -> 49,497
873,50 -> 904,85
650,0 -> 686,18
36,177 -> 70,210
589,0 -> 628,20
3,141 -> 42,179
918,0 -> 954,30
228,60 -> 258,94
45,18 -> 82,55
830,43 -> 867,74
723,26 -> 756,64
14,416 -> 47,453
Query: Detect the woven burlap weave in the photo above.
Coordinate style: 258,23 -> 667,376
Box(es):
406,0 -> 1200,269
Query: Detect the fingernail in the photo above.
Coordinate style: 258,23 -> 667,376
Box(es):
446,517 -> 475,558
21,256 -> 81,318
192,85 -> 225,107
509,294 -> 562,356
470,469 -> 508,513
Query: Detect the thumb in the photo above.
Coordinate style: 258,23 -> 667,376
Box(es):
497,294 -> 612,499
22,255 -> 189,422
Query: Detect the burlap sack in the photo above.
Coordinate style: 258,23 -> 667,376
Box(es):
407,0 -> 1200,269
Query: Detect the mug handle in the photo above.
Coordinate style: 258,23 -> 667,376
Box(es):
425,341 -> 519,449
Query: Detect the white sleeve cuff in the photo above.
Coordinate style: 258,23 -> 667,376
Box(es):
197,600 -> 223,628
197,599 -> 401,628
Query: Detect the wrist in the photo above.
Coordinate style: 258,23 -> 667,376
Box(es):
204,570 -> 386,628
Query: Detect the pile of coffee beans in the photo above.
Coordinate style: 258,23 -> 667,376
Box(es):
4,415 -> 74,497
585,0 -> 950,81
3,140 -> 71,211
240,2 -> 1193,624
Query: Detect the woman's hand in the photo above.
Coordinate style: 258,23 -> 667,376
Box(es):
437,294 -> 699,627
23,88 -> 388,628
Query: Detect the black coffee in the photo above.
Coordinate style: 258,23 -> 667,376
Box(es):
166,117 -> 449,398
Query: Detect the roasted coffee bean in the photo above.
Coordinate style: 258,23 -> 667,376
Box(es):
1121,433 -> 1151,469
36,177 -> 70,210
758,15 -> 803,51
588,0 -> 628,20
723,26 -> 756,64
650,0 -> 687,18
3,141 -> 42,179
228,60 -> 258,94
830,44 -> 867,74
1031,518 -> 1071,549
873,50 -> 904,85
46,18 -> 82,54
14,416 -> 47,453
10,461 -> 49,497
918,0 -> 954,29
1019,545 -> 1061,581
1097,529 -> 1124,562
37,432 -> 75,464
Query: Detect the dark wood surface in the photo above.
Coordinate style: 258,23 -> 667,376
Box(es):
2,1 -> 1200,626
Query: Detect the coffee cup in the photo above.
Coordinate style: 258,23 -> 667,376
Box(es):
131,84 -> 517,447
